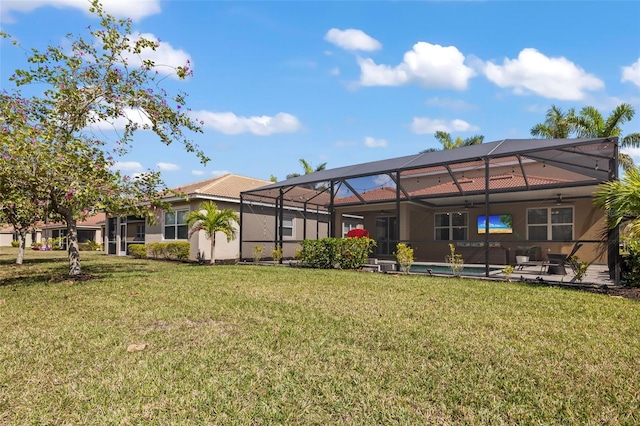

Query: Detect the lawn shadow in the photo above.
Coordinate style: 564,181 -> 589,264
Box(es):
0,256 -> 160,288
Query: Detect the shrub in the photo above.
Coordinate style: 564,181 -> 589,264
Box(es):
128,244 -> 147,259
299,237 -> 376,269
253,245 -> 263,263
87,240 -> 103,251
339,237 -> 376,269
502,265 -> 515,281
11,241 -> 20,248
78,242 -> 92,251
346,228 -> 370,239
271,246 -> 283,263
394,243 -> 414,274
621,241 -> 640,287
446,243 -> 464,277
166,242 -> 190,261
147,242 -> 165,259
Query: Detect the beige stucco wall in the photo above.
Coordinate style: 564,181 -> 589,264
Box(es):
337,196 -> 606,264
0,233 -> 13,247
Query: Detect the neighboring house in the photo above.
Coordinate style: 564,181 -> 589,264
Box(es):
241,138 -> 620,281
104,174 -> 355,262
0,214 -> 105,248
41,213 -> 106,249
0,224 -> 39,247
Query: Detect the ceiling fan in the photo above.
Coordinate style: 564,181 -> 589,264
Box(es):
464,200 -> 481,209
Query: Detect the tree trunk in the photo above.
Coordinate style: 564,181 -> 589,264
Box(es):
67,216 -> 81,276
210,234 -> 216,265
16,231 -> 26,265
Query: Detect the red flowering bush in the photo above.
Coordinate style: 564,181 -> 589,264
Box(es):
346,228 -> 369,239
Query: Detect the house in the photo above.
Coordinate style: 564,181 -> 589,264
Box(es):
0,214 -> 105,248
0,224 -> 38,247
104,174 -> 360,262
240,138 -> 620,282
41,213 -> 106,249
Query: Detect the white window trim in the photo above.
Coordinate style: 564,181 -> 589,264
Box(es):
279,215 -> 295,240
526,206 -> 574,241
342,222 -> 357,237
164,209 -> 189,240
434,212 -> 468,241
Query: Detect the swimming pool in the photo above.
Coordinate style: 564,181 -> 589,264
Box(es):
409,264 -> 501,276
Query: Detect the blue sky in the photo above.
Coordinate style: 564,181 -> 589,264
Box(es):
1,0 -> 639,189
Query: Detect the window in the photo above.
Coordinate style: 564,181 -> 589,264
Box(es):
435,212 -> 467,241
278,215 -> 294,238
343,222 -> 357,237
527,207 -> 573,241
136,225 -> 145,240
164,210 -> 188,240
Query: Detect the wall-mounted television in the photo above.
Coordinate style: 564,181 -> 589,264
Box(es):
477,214 -> 513,234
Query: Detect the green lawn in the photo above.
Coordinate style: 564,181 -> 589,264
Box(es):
1,248 -> 638,425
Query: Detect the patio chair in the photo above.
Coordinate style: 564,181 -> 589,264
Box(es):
542,243 -> 583,275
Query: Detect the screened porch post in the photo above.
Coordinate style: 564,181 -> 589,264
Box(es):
303,201 -> 308,241
610,141 -> 620,284
278,188 -> 284,254
395,171 -> 401,252
329,181 -> 335,238
484,158 -> 490,277
239,194 -> 244,261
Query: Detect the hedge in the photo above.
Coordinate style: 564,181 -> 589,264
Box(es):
137,242 -> 191,261
298,237 -> 376,269
128,244 -> 147,259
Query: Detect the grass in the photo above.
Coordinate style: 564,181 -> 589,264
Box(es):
1,248 -> 639,425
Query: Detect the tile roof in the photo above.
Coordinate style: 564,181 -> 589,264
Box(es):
174,174 -> 271,200
335,187 -> 406,204
334,173 -> 568,204
410,173 -> 568,197
42,212 -> 106,229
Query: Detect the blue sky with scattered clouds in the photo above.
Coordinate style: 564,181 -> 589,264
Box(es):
2,0 -> 639,188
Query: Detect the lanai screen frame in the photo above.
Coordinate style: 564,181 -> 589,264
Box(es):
241,138 -> 620,283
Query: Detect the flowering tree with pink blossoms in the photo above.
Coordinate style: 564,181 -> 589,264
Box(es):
0,1 -> 206,276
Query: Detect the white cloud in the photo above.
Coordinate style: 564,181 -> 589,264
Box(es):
425,97 -> 475,111
211,170 -> 229,177
373,175 -> 393,186
191,111 -> 302,135
622,58 -> 640,89
411,118 -> 479,134
324,28 -> 381,52
121,32 -> 192,79
1,0 -> 161,23
329,67 -> 340,76
191,170 -> 206,176
112,161 -> 144,173
483,48 -> 604,100
358,42 -> 476,90
622,147 -> 640,165
88,107 -> 152,131
156,162 -> 179,171
364,136 -> 388,148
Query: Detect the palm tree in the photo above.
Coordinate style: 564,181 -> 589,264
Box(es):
421,131 -> 483,153
184,201 -> 239,265
530,105 -> 576,138
593,166 -> 640,241
286,158 -> 327,180
573,103 -> 640,172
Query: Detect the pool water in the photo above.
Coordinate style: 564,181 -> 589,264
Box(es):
409,264 -> 500,276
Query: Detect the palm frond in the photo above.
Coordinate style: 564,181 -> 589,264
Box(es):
619,152 -> 636,173
604,103 -> 634,137
621,132 -> 640,148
